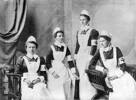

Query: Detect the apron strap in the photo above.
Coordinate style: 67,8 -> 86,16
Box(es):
23,56 -> 40,72
100,46 -> 117,68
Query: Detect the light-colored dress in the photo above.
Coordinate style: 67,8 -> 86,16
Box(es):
20,56 -> 52,100
100,47 -> 136,100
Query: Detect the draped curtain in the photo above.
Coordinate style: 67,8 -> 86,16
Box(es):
0,0 -> 27,64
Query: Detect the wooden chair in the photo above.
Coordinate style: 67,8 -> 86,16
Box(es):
86,64 -> 136,100
6,72 -> 22,100
126,64 -> 136,81
86,69 -> 111,93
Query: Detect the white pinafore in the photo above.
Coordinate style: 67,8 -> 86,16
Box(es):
21,56 -> 52,100
76,28 -> 97,100
100,47 -> 136,100
48,44 -> 70,100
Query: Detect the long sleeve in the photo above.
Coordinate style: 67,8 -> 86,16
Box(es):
14,56 -> 25,75
88,29 -> 99,56
66,46 -> 79,75
89,50 -> 100,69
37,57 -> 48,82
75,31 -> 80,55
45,48 -> 54,69
116,47 -> 126,72
66,47 -> 75,69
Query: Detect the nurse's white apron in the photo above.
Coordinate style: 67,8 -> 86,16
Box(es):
76,29 -> 96,100
21,56 -> 52,100
100,47 -> 136,100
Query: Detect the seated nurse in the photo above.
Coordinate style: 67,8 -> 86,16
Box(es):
15,36 -> 52,100
88,30 -> 136,100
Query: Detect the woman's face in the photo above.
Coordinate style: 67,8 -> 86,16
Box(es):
55,32 -> 64,43
26,42 -> 36,55
99,37 -> 110,48
80,15 -> 89,26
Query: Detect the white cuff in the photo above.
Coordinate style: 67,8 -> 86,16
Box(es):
67,55 -> 72,61
40,65 -> 46,71
88,55 -> 93,61
91,39 -> 97,46
39,76 -> 44,82
74,54 -> 77,60
71,68 -> 76,74
49,68 -> 55,74
118,57 -> 125,65
95,65 -> 104,72
105,77 -> 113,88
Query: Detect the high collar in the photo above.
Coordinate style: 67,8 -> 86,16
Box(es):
80,24 -> 90,31
26,53 -> 39,59
102,44 -> 113,52
54,41 -> 65,47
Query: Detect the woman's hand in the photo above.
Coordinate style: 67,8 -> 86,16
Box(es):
105,77 -> 113,89
72,73 -> 79,80
23,78 -> 31,84
28,82 -> 34,88
52,71 -> 60,79
71,68 -> 79,80
32,78 -> 41,85
103,68 -> 108,75
108,76 -> 118,81
49,68 -> 60,79
23,78 -> 33,88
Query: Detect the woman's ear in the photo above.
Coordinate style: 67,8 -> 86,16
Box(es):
25,45 -> 27,49
108,42 -> 111,47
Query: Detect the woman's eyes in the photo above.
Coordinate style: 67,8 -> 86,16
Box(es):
58,35 -> 63,37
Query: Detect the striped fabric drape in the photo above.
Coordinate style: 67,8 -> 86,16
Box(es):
0,0 -> 27,64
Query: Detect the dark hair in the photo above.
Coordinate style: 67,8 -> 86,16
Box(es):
80,14 -> 90,22
99,36 -> 111,42
25,41 -> 38,49
54,31 -> 64,38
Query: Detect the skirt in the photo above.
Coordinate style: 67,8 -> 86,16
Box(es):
109,72 -> 136,100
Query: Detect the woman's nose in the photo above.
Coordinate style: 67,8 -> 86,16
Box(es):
100,43 -> 103,46
31,48 -> 34,51
80,20 -> 83,23
60,36 -> 63,39
81,21 -> 84,24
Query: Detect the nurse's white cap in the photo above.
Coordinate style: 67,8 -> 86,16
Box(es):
100,30 -> 112,39
53,27 -> 64,36
80,9 -> 90,18
26,35 -> 38,47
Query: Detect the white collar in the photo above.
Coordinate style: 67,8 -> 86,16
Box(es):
102,44 -> 113,52
26,53 -> 39,59
80,24 -> 90,31
54,41 -> 65,47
